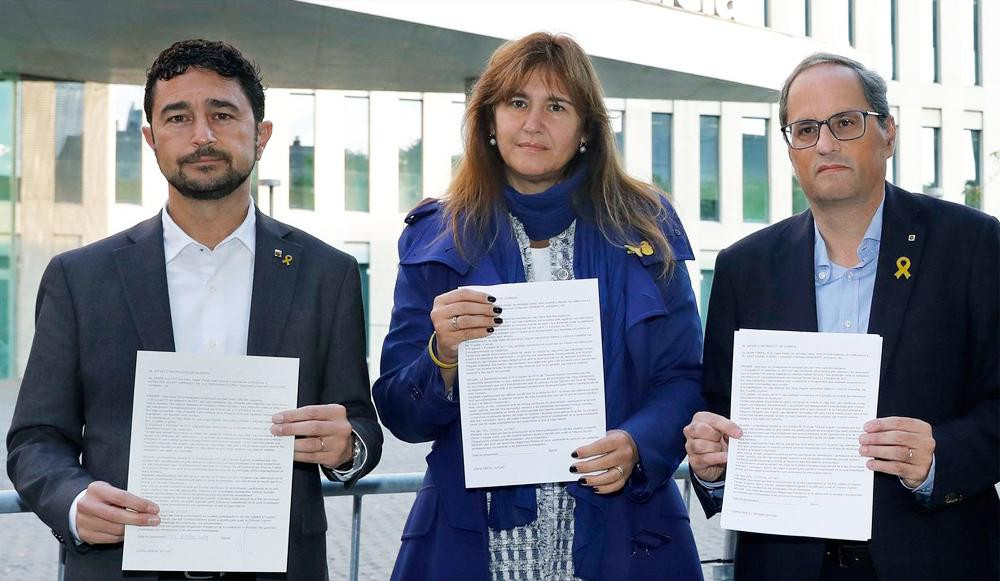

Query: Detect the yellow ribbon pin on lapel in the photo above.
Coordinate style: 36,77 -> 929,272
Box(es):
894,256 -> 911,279
282,254 -> 294,267
625,241 -> 655,256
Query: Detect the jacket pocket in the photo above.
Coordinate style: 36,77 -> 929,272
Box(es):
401,485 -> 438,539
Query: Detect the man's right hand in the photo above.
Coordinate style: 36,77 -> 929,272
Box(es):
683,412 -> 743,484
76,481 -> 159,544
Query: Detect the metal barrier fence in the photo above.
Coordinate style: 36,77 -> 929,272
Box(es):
0,463 -> 734,581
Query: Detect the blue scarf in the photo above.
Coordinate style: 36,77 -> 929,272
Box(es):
501,166 -> 586,240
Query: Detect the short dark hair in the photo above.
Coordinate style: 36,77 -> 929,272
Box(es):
779,52 -> 889,129
144,39 -> 265,124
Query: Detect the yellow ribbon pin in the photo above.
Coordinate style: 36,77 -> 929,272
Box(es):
894,256 -> 911,279
282,254 -> 294,267
625,241 -> 655,256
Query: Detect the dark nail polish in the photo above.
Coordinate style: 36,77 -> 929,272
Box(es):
487,327 -> 494,333
578,478 -> 587,485
493,307 -> 503,314
571,451 -> 578,458
569,466 -> 578,473
487,296 -> 496,303
592,487 -> 601,493
494,317 -> 503,324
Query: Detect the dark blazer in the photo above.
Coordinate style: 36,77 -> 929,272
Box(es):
694,184 -> 999,581
6,209 -> 383,581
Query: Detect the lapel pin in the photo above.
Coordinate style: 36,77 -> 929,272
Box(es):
894,256 -> 912,280
274,249 -> 283,258
625,241 -> 655,256
282,254 -> 294,267
907,234 -> 916,242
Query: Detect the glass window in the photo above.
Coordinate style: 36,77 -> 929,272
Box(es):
449,100 -> 465,177
113,86 -> 143,205
962,129 -> 982,209
920,0 -> 940,83
804,0 -> 812,36
889,0 -> 899,80
848,0 -> 856,46
700,115 -> 720,221
288,93 -> 315,211
921,127 -> 940,194
398,99 -> 423,212
700,269 -> 715,329
651,113 -> 672,194
55,82 -> 84,204
343,242 -> 371,357
742,118 -> 769,223
344,96 -> 370,212
610,110 -> 624,156
0,80 -> 14,202
792,176 -> 809,214
973,0 -> 981,85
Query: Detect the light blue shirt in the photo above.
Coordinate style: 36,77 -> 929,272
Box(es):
701,195 -> 935,503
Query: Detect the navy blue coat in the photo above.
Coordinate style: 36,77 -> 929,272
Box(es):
374,201 -> 706,580
694,184 -> 999,581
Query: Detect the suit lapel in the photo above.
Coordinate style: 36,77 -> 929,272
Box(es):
869,185 -> 925,380
114,213 -> 175,352
778,211 -> 820,332
247,211 -> 302,357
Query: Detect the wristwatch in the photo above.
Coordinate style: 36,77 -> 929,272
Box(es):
336,434 -> 362,471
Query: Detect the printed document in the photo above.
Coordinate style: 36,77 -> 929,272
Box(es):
458,279 -> 606,488
721,329 -> 881,541
123,351 -> 299,572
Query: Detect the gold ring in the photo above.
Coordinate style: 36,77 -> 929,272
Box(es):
451,315 -> 459,331
613,465 -> 624,481
318,437 -> 325,452
907,448 -> 913,462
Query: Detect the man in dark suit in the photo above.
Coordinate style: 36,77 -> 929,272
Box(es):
6,40 -> 382,580
684,53 -> 998,581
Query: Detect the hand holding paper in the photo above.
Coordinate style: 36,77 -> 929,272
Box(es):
76,481 -> 160,545
270,403 -> 354,467
683,411 -> 743,484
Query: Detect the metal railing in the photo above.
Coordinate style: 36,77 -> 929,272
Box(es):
0,463 -> 734,581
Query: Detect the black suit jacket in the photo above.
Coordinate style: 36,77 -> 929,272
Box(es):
6,210 -> 383,581
695,184 -> 999,581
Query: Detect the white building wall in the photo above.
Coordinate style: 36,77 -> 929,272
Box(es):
12,0 -> 998,377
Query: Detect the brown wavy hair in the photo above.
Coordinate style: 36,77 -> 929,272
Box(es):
443,32 -> 675,274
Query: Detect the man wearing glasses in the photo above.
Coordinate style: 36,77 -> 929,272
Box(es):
684,53 -> 998,581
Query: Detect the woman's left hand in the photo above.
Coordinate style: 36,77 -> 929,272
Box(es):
570,429 -> 639,494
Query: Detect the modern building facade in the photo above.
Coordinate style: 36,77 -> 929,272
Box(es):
0,0 -> 995,378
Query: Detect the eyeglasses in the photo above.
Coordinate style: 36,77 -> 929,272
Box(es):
780,110 -> 884,150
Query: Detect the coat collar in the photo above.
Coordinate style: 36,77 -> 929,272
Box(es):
868,183 -> 925,381
778,208 -> 820,332
114,213 -> 175,352
247,209 -> 302,357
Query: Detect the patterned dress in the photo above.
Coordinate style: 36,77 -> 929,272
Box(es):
486,215 -> 581,581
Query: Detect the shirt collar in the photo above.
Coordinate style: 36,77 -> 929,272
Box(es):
814,194 -> 885,282
162,200 -> 257,263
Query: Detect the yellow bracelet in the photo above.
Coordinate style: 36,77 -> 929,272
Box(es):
428,332 -> 458,369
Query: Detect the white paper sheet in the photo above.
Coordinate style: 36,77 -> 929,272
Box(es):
458,279 -> 606,488
720,329 -> 882,541
123,351 -> 299,572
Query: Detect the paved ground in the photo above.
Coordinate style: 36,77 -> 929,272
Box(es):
0,382 -> 728,580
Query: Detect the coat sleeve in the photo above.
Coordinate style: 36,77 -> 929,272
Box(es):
5,256 -> 94,550
323,257 -> 383,486
926,215 -> 999,509
620,263 -> 707,501
372,234 -> 460,444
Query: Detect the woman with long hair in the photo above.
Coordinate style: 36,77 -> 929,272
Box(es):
374,32 -> 705,580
